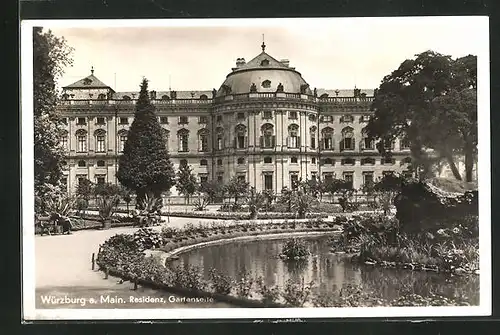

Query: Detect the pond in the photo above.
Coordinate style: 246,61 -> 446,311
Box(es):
170,235 -> 479,305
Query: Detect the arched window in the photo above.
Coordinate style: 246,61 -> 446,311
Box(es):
264,156 -> 272,164
288,124 -> 300,149
97,160 -> 106,167
161,128 -> 170,151
216,127 -> 224,151
361,128 -> 375,150
77,160 -> 86,167
361,157 -> 376,165
62,93 -> 69,100
310,126 -> 317,149
75,129 -> 87,153
217,159 -> 223,166
320,93 -> 329,99
308,114 -> 317,122
98,93 -> 106,100
340,127 -> 355,151
200,159 -> 208,166
321,127 -> 334,150
161,95 -> 170,100
237,157 -> 245,165
94,129 -> 106,153
260,123 -> 275,148
178,129 -> 189,152
200,94 -> 208,100
262,79 -> 271,88
118,129 -> 128,153
198,129 -> 210,152
234,124 -> 247,149
122,95 -> 131,101
261,59 -> 270,66
60,130 -> 68,150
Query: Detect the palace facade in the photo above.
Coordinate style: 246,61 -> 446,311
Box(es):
56,43 -> 414,195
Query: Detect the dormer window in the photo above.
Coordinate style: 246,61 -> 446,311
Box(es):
98,93 -> 106,100
83,78 -> 92,86
200,94 -> 208,100
262,80 -> 271,88
122,95 -> 131,101
260,59 -> 270,66
162,95 -> 170,100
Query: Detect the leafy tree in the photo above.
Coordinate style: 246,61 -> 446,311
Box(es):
120,186 -> 133,213
76,179 -> 94,202
199,180 -> 224,204
175,163 -> 198,204
279,187 -> 294,212
374,172 -> 404,215
261,189 -> 276,211
366,51 -> 477,181
33,28 -> 73,213
248,187 -> 266,219
224,176 -> 249,205
93,182 -> 121,200
116,78 -> 176,207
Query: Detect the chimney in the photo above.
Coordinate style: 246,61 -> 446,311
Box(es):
280,59 -> 290,67
236,58 -> 246,68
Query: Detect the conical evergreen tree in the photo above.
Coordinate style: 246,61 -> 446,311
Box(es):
117,78 -> 175,206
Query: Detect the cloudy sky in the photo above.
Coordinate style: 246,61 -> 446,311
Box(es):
41,17 -> 488,93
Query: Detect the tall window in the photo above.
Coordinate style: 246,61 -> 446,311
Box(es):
96,175 -> 106,185
290,174 -> 299,189
199,116 -> 208,124
321,127 -> 334,150
77,117 -> 86,125
198,129 -> 209,152
76,129 -> 87,152
118,131 -> 127,152
363,172 -> 374,186
343,172 -> 354,188
288,124 -> 299,148
60,131 -> 68,150
361,128 -> 374,150
340,127 -> 355,151
261,123 -> 275,148
310,126 -> 317,149
216,127 -> 224,150
264,174 -> 273,190
235,124 -> 247,149
162,129 -> 170,151
400,136 -> 410,150
95,129 -> 106,153
178,129 -> 189,152
179,116 -> 188,124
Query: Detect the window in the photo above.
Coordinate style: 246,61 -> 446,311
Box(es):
178,129 -> 189,152
311,173 -> 317,180
76,130 -> 87,152
217,175 -> 223,183
400,137 -> 411,150
323,173 -> 333,182
363,172 -> 374,186
321,127 -> 334,150
216,127 -> 224,150
324,158 -> 333,165
343,172 -> 354,188
61,118 -> 68,125
122,95 -> 131,101
340,114 -> 354,123
321,115 -> 333,123
261,79 -> 271,87
264,157 -> 272,164
179,116 -> 188,125
98,93 -> 106,100
97,160 -> 106,167
384,139 -> 395,150
263,111 -> 272,119
77,117 -> 86,125
119,117 -> 128,125
361,157 -> 375,165
180,159 -> 188,167
237,175 -> 246,182
199,175 -> 208,184
162,129 -> 170,151
216,115 -> 223,123
61,176 -> 68,190
77,160 -> 86,167
60,134 -> 68,150
290,156 -> 298,164
198,130 -> 209,152
382,171 -> 393,178
237,157 -> 245,165
401,157 -> 412,166
264,174 -> 273,190
95,133 -> 106,153
199,116 -> 208,124
237,112 -> 245,120
217,159 -> 223,166
341,158 -> 355,166
261,123 -> 275,148
403,170 -> 413,179
96,175 -> 106,185
119,133 -> 127,152
200,94 -> 208,100
309,114 -> 317,122
96,117 -> 105,125
310,126 -> 317,149
200,159 -> 208,166
235,124 -> 247,149
162,95 -> 170,100
261,60 -> 270,67
287,124 -> 300,149
290,174 -> 299,189
311,157 -> 316,164
382,157 -> 395,165
289,111 -> 298,119
340,127 -> 355,151
160,116 -> 169,124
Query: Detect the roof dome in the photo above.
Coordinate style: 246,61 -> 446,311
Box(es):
217,45 -> 312,97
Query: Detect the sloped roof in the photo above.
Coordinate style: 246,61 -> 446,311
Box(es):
63,74 -> 111,89
233,51 -> 294,73
113,90 -> 213,100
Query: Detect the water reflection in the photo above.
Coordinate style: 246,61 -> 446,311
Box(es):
171,236 -> 479,304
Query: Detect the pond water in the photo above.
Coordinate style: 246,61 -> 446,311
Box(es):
170,235 -> 479,305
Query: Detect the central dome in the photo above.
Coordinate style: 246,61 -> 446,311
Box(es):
217,48 -> 312,97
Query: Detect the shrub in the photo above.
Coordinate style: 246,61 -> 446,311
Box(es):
282,279 -> 314,307
312,284 -> 385,307
160,226 -> 178,239
280,238 -> 310,260
235,272 -> 254,298
209,268 -> 233,295
133,228 -> 163,251
256,277 -> 280,304
170,265 -> 207,291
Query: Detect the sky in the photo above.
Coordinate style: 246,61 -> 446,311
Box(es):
42,17 -> 488,93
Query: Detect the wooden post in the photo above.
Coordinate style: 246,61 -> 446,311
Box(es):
91,253 -> 95,270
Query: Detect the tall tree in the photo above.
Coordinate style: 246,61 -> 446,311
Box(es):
224,176 -> 249,204
116,78 -> 175,206
366,51 -> 477,181
33,28 -> 73,213
175,163 -> 198,204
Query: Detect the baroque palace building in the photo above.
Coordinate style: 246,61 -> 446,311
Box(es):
56,42 -> 413,195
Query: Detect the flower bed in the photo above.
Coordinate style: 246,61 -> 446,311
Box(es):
329,214 -> 479,275
163,211 -> 328,220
